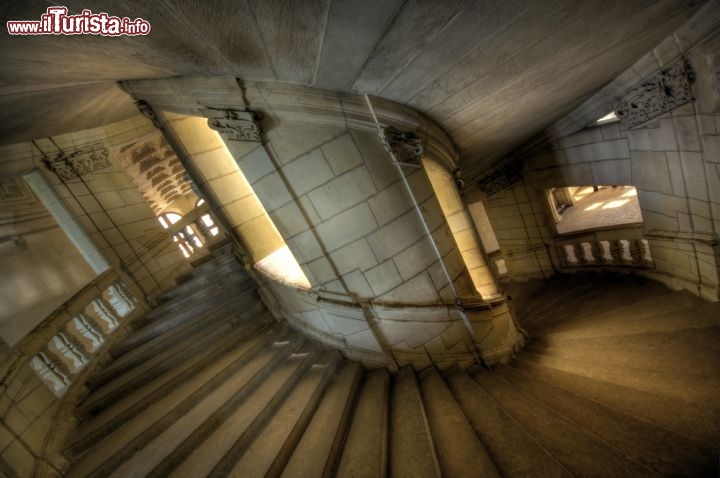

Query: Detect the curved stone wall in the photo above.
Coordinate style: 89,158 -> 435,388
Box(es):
123,77 -> 525,368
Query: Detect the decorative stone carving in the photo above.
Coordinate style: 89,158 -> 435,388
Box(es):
45,145 -> 110,181
381,126 -> 424,166
205,108 -> 262,142
135,99 -> 163,129
0,178 -> 27,201
616,59 -> 695,128
477,162 -> 523,197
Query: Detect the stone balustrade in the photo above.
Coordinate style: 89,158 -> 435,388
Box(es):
26,271 -> 138,396
554,227 -> 653,269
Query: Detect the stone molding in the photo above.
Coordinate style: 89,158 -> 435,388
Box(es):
45,145 -> 110,181
616,59 -> 695,128
121,78 -> 459,172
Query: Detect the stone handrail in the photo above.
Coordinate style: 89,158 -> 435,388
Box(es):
553,225 -> 653,269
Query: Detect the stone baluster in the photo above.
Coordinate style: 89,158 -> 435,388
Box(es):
49,329 -> 89,373
90,297 -> 120,333
580,242 -> 596,264
609,240 -> 622,264
638,239 -> 653,265
70,313 -> 104,352
29,348 -> 71,396
628,239 -> 642,265
562,244 -> 579,266
617,240 -> 633,263
598,240 -> 614,264
105,283 -> 134,318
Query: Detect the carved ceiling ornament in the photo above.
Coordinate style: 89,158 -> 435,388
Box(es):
45,145 -> 110,181
381,126 -> 424,167
477,162 -> 523,197
616,59 -> 695,128
204,108 -> 262,142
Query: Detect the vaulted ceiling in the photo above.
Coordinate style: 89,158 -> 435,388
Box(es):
0,0 -> 705,177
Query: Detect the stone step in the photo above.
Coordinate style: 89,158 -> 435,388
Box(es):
108,277 -> 255,360
336,368 -> 390,478
65,334 -> 304,477
137,260 -> 246,326
472,369 -> 656,477
527,326 -> 720,379
511,357 -> 719,444
96,287 -> 260,386
155,249 -> 239,303
522,276 -> 663,331
79,309 -> 266,418
140,254 -> 249,323
494,364 -> 717,476
517,274 -> 602,319
533,287 -> 704,335
519,349 -> 720,405
524,274 -> 668,324
521,280 -> 617,328
226,352 -> 343,477
418,367 -> 499,478
542,302 -> 720,341
70,321 -> 279,452
444,369 -> 570,478
155,344 -> 322,478
389,366 -> 441,478
281,362 -> 364,478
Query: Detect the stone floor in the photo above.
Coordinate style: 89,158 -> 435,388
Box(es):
556,186 -> 642,235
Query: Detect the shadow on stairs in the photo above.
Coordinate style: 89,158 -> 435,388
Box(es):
63,264 -> 720,477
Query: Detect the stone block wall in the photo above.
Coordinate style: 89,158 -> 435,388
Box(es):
482,86 -> 720,299
161,112 -> 285,263
122,78 -> 524,369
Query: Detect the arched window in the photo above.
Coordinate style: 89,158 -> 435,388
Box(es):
157,211 -> 203,258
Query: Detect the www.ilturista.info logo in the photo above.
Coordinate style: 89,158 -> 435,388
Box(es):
7,6 -> 150,36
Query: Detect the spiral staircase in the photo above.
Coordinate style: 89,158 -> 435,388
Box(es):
62,248 -> 720,477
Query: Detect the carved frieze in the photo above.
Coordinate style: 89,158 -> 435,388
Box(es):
381,126 -> 424,166
45,146 -> 110,181
477,162 -> 523,197
616,59 -> 695,128
205,108 -> 262,142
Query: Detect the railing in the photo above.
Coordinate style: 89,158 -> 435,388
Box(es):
553,226 -> 653,269
23,270 -> 139,397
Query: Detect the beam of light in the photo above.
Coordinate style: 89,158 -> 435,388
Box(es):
603,199 -> 629,209
584,202 -> 603,211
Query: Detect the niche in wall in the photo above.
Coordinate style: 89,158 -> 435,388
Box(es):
547,185 -> 644,235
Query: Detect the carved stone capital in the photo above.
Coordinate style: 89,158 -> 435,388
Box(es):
204,108 -> 262,142
477,162 -> 523,197
45,146 -> 110,181
381,126 -> 424,166
616,59 -> 695,128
